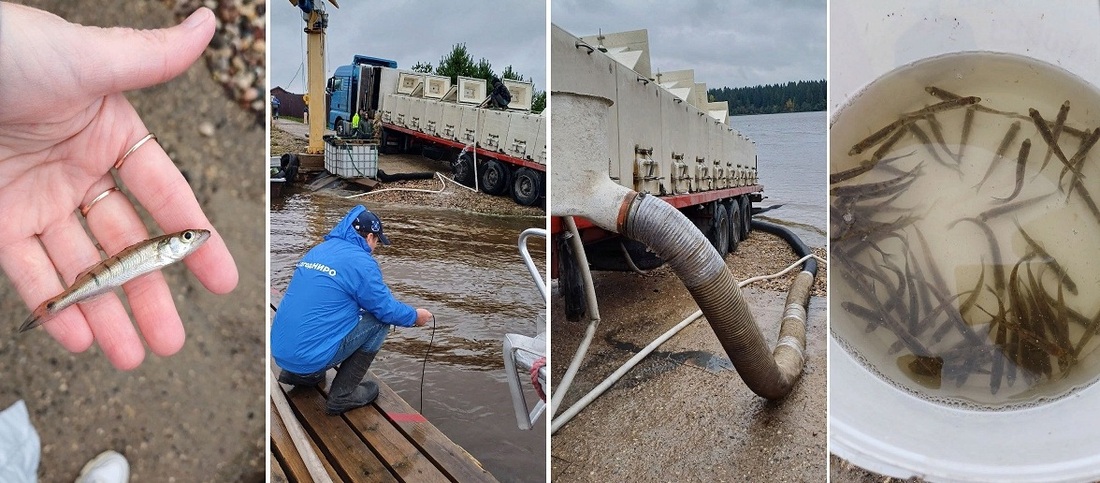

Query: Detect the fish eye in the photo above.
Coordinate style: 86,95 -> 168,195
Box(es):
183,231 -> 193,241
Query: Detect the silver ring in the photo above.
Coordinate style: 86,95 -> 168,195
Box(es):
79,187 -> 120,217
113,133 -> 157,170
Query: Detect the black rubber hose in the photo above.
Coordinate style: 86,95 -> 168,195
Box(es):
752,219 -> 818,276
376,169 -> 436,182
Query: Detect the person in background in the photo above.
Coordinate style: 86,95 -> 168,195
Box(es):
489,76 -> 512,109
271,94 -> 281,120
271,205 -> 434,415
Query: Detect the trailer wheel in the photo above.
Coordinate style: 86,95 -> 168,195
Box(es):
726,199 -> 741,252
557,233 -> 586,322
452,151 -> 475,186
335,118 -> 347,137
480,159 -> 511,196
708,203 -> 730,257
380,128 -> 401,154
739,197 -> 751,239
511,168 -> 542,206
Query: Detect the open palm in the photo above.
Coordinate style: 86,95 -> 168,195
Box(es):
0,4 -> 238,369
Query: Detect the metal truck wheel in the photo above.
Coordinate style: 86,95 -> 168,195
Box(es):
452,151 -> 475,186
739,197 -> 751,239
480,159 -> 511,196
727,199 -> 741,252
708,203 -> 730,257
511,168 -> 542,206
335,118 -> 347,137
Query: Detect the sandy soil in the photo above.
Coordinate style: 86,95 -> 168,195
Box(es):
550,231 -> 829,481
0,1 -> 265,480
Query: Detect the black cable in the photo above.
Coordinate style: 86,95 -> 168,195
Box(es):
419,314 -> 437,415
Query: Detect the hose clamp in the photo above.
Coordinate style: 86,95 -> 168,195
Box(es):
616,191 -> 640,234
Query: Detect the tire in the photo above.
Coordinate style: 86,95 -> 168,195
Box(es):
335,118 -> 347,137
511,168 -> 542,206
380,128 -> 401,154
480,159 -> 511,196
726,199 -> 741,252
707,203 -> 730,257
452,151 -> 475,186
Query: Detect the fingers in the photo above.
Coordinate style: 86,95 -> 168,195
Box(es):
38,207 -> 147,370
0,238 -> 93,353
111,99 -> 239,295
71,8 -> 216,97
80,175 -> 187,362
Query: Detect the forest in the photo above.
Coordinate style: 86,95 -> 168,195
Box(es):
708,80 -> 826,115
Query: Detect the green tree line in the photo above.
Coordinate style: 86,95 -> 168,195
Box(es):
708,80 -> 826,115
412,43 -> 546,113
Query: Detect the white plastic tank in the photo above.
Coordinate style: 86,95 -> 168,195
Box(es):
830,1 -> 1100,481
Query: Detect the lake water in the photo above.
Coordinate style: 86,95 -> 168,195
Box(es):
731,110 -> 828,247
270,190 -> 546,481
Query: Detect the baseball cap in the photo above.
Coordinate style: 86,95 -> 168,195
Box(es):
353,209 -> 391,245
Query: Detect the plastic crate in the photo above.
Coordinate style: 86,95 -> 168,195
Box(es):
324,139 -> 379,178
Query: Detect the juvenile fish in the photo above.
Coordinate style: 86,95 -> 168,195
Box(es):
847,96 -> 980,156
975,121 -> 1021,192
1029,108 -> 1085,181
20,229 -> 210,332
993,138 -> 1031,204
1038,101 -> 1071,174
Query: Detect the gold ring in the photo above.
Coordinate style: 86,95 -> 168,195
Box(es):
113,133 -> 157,170
79,187 -> 120,217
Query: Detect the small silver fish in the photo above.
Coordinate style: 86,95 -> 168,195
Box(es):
20,229 -> 210,332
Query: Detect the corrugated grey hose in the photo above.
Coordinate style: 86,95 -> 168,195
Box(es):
551,91 -> 812,400
621,193 -> 813,399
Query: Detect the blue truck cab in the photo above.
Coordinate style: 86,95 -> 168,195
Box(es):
327,55 -> 398,135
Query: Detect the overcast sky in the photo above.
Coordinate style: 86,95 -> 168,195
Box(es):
270,1 -> 547,94
552,0 -> 825,89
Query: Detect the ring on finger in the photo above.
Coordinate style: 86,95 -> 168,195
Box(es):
79,186 -> 121,218
113,133 -> 157,170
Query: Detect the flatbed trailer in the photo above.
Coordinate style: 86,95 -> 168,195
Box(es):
327,58 -> 546,206
550,25 -> 764,281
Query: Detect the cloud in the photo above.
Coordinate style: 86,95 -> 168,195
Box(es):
271,1 -> 547,93
551,0 -> 825,89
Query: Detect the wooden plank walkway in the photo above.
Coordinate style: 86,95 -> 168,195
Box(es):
271,371 -> 498,483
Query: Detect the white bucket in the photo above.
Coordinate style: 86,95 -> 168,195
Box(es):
830,1 -> 1100,480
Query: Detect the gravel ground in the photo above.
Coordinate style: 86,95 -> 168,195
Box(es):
831,455 -> 924,482
164,0 -> 266,120
550,231 -> 829,481
0,1 -> 265,480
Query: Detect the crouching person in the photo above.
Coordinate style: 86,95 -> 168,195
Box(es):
272,205 -> 434,414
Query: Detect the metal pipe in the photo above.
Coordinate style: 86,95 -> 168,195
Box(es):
549,216 -> 602,417
552,91 -> 814,400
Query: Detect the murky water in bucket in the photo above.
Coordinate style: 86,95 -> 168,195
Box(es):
830,52 -> 1100,409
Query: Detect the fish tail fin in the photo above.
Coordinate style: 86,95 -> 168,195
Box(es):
18,299 -> 57,333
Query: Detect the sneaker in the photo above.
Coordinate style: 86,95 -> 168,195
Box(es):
76,450 -> 129,483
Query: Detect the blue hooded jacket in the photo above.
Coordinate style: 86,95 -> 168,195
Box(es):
271,205 -> 418,373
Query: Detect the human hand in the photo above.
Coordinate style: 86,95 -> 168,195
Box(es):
0,4 -> 238,370
414,309 -> 435,327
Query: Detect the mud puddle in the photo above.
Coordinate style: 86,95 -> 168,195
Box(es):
271,189 -> 546,481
